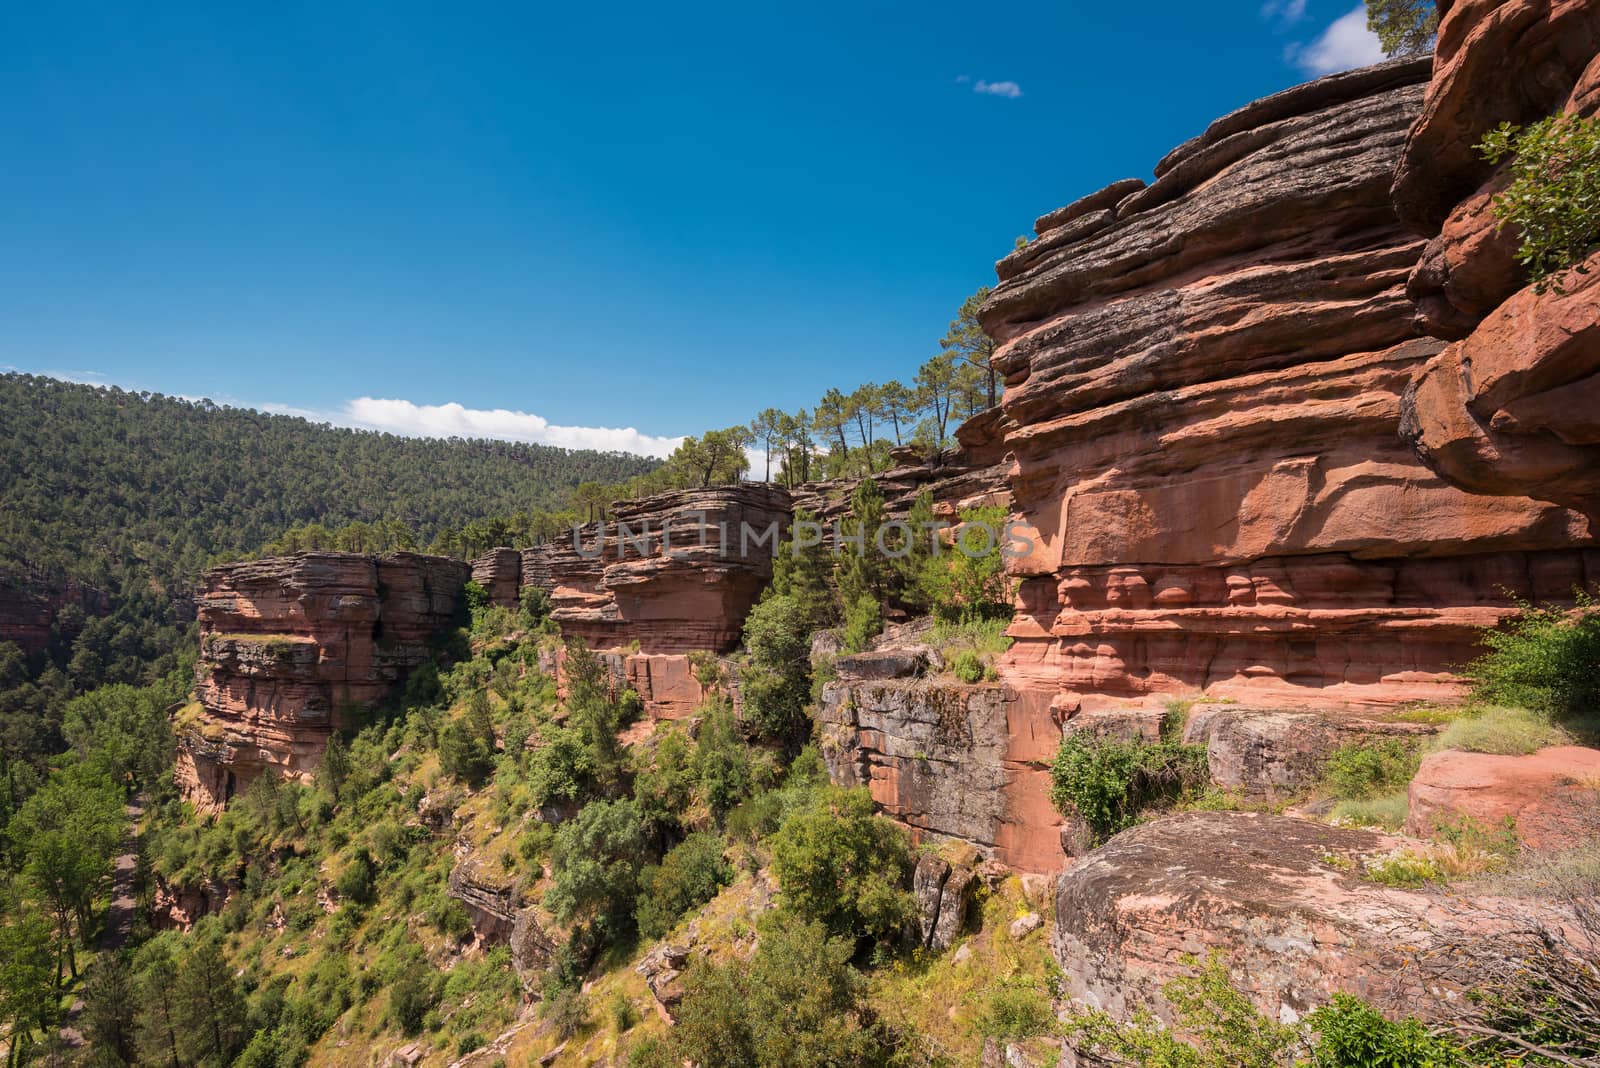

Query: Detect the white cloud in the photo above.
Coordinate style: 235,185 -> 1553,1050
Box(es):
973,79 -> 1023,99
1261,0 -> 1308,25
340,397 -> 684,458
1291,6 -> 1386,74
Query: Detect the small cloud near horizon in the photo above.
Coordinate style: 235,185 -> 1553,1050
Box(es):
340,397 -> 685,458
1289,5 -> 1386,74
956,75 -> 1024,99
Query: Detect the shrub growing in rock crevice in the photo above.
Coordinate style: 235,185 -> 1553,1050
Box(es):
1049,729 -> 1208,844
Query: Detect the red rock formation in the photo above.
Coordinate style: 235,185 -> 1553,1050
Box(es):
180,552 -> 468,812
1051,812 -> 1556,1025
521,485 -> 792,657
980,58 -> 1596,726
1397,0 -> 1600,517
470,547 -> 523,608
0,569 -> 108,655
1407,745 -> 1600,850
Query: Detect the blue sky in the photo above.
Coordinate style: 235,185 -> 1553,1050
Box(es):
0,1 -> 1386,456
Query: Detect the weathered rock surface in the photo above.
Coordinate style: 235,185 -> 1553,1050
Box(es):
470,547 -> 523,608
1405,252 -> 1600,517
447,855 -> 519,943
979,56 -> 1594,729
912,855 -> 975,951
180,552 -> 468,812
1053,812 -> 1488,1024
818,661 -> 1064,872
1182,704 -> 1440,797
521,485 -> 792,655
1407,745 -> 1600,849
1396,0 -> 1600,518
1392,0 -> 1600,234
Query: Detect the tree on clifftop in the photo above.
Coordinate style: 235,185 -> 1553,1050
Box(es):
1366,0 -> 1438,56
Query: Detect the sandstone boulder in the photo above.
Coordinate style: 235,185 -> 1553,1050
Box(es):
1407,745 -> 1600,850
1182,705 -> 1439,796
1053,812 -> 1479,1023
912,855 -> 975,952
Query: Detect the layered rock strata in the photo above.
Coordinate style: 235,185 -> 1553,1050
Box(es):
519,485 -> 793,656
180,552 -> 468,812
1398,0 -> 1600,517
979,57 -> 1595,720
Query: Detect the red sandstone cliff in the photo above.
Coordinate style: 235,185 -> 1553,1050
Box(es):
980,57 -> 1596,721
180,552 -> 468,812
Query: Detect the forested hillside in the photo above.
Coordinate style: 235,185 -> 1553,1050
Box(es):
0,373 -> 657,760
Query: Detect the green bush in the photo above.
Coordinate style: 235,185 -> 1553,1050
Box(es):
1049,733 -> 1208,843
918,505 -> 1014,623
974,976 -> 1055,1040
1435,705 -> 1564,756
543,988 -> 590,1039
950,650 -> 985,683
388,966 -> 441,1036
1466,595 -> 1600,722
1323,740 -> 1420,802
1308,994 -> 1466,1066
841,592 -> 883,654
1330,792 -> 1410,831
662,913 -> 894,1067
769,786 -> 916,942
544,798 -> 647,935
1481,116 -> 1600,293
635,832 -> 733,941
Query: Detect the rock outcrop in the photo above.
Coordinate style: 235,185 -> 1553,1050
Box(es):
817,644 -> 1065,871
0,568 -> 108,656
521,485 -> 792,656
179,552 -> 468,812
1397,0 -> 1600,518
980,56 -> 1596,723
1407,745 -> 1600,850
1052,812 -> 1511,1024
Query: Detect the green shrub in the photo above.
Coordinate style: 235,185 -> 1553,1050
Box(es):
974,976 -> 1055,1040
1065,952 -> 1301,1068
1364,850 -> 1440,888
918,505 -> 1014,623
841,592 -> 883,654
1435,705 -> 1563,756
608,992 -> 640,1033
1323,740 -> 1420,802
1466,595 -> 1600,722
1049,734 -> 1209,843
1306,994 -> 1466,1066
739,593 -> 815,748
544,798 -> 647,935
388,966 -> 441,1035
635,832 -> 733,940
950,650 -> 985,684
543,988 -> 590,1039
1481,116 -> 1600,293
455,1032 -> 485,1056
1330,792 -> 1409,831
663,913 -> 893,1067
769,786 -> 916,942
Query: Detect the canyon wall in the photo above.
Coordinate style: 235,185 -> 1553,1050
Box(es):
977,56 -> 1596,723
179,552 -> 468,812
0,568 -> 108,656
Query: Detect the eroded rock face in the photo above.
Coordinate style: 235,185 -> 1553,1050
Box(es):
1053,812 -> 1482,1024
181,552 -> 468,813
1397,0 -> 1600,518
0,570 -> 108,656
817,650 -> 1065,872
1407,745 -> 1600,850
521,485 -> 793,656
1182,705 -> 1441,797
980,57 -> 1596,722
